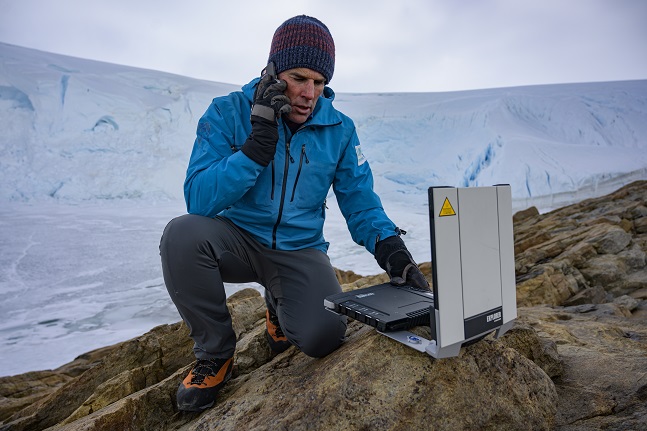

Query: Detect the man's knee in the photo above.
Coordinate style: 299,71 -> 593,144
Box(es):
296,315 -> 347,358
161,215 -> 225,265
161,214 -> 204,249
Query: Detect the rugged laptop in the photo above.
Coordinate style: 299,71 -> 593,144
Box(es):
324,185 -> 517,358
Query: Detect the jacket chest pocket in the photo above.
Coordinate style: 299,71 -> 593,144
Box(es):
290,147 -> 336,210
240,167 -> 273,208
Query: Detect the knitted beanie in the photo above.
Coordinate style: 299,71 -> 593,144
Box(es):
268,15 -> 335,83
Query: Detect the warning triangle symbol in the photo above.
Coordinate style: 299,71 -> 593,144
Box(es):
439,197 -> 456,217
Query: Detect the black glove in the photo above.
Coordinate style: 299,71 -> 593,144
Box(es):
375,235 -> 430,290
250,70 -> 292,122
241,72 -> 292,166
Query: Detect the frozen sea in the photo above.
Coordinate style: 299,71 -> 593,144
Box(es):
0,201 -> 183,376
0,197 -> 431,377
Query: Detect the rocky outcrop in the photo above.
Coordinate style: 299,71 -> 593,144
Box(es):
521,302 -> 647,430
514,182 -> 647,308
1,181 -> 646,430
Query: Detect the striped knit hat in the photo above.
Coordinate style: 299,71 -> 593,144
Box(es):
268,15 -> 335,83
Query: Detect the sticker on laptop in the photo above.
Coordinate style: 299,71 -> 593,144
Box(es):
439,197 -> 456,217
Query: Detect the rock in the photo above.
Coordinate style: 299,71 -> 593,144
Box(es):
184,324 -> 557,431
635,216 -> 647,234
513,205 -> 540,223
1,288 -> 560,431
497,323 -> 563,379
562,285 -> 608,306
515,181 -> 647,307
1,181 -> 647,430
0,371 -> 73,423
334,268 -> 364,284
520,304 -> 647,430
0,289 -> 265,431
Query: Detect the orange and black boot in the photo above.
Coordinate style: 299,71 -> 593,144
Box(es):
265,309 -> 291,353
176,357 -> 233,411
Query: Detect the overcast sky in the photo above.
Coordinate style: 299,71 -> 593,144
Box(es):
1,0 -> 646,93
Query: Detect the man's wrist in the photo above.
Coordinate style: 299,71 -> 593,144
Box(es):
241,117 -> 279,166
374,235 -> 407,271
241,138 -> 272,166
251,104 -> 276,123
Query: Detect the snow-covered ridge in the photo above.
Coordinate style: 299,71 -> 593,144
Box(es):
338,82 -> 647,212
0,42 -> 237,202
1,42 -> 646,211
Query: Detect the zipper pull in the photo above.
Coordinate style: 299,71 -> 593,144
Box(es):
301,145 -> 309,164
287,142 -> 294,163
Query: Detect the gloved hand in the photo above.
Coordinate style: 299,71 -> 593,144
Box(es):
241,71 -> 292,166
375,235 -> 430,290
250,70 -> 292,122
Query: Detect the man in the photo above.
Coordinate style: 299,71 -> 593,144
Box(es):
160,15 -> 428,412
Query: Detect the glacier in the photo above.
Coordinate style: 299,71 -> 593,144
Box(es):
1,42 -> 646,376
1,42 -> 645,208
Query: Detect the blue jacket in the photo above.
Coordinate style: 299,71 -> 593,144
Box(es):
184,78 -> 397,255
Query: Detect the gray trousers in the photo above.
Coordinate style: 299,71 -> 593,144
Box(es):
160,214 -> 347,360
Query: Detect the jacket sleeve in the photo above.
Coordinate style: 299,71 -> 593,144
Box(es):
333,128 -> 398,255
184,100 -> 265,217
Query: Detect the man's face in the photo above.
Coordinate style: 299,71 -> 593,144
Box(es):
277,68 -> 326,124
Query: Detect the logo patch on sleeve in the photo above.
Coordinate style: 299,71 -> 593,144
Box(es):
355,145 -> 367,166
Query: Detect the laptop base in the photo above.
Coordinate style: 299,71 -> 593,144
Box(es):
378,319 -> 515,358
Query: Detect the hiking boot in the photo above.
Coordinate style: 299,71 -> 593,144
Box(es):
265,309 -> 291,353
176,357 -> 233,412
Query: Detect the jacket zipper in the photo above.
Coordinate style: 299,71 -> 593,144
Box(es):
270,160 -> 275,200
290,144 -> 309,202
271,140 -> 292,249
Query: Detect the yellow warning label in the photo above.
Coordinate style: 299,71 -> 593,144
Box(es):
439,197 -> 456,217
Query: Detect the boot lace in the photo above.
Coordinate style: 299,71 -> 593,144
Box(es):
189,359 -> 223,386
